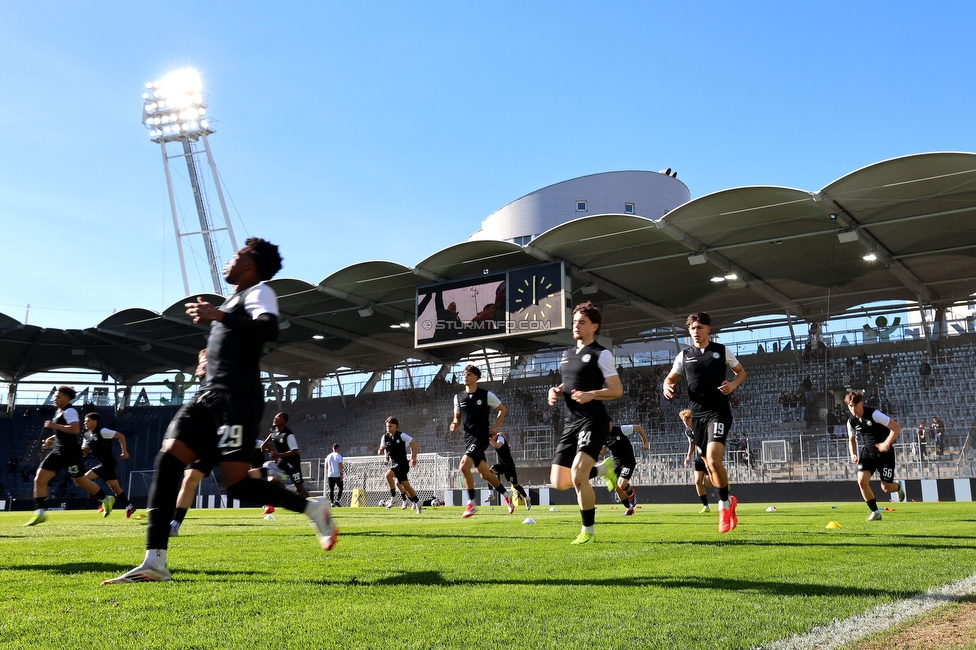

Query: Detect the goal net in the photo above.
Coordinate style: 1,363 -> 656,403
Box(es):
338,453 -> 455,507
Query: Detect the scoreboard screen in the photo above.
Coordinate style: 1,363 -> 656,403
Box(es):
415,262 -> 567,349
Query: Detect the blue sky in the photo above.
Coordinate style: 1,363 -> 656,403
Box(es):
1,2 -> 974,330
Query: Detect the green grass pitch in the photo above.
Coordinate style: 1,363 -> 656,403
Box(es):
2,500 -> 974,649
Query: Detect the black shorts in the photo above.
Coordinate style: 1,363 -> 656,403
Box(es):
857,445 -> 896,483
189,457 -> 216,476
463,438 -> 489,467
552,416 -> 610,468
693,457 -> 708,474
692,412 -> 733,452
608,452 -> 636,483
164,390 -> 264,468
250,447 -> 267,468
490,462 -> 519,483
40,449 -> 85,478
278,460 -> 304,485
89,461 -> 118,482
389,460 -> 410,483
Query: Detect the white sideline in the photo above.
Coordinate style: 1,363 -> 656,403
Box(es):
758,572 -> 976,650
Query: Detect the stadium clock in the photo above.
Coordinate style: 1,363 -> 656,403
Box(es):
508,263 -> 564,331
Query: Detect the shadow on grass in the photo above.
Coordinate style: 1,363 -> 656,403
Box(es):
4,562 -> 264,577
312,569 -> 921,599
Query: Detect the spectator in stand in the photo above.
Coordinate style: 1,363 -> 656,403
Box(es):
916,422 -> 927,461
779,392 -> 790,422
866,389 -> 880,410
881,395 -> 892,416
788,392 -> 799,422
858,349 -> 869,365
932,416 -> 945,455
920,359 -> 932,387
797,389 -> 807,423
831,405 -> 848,438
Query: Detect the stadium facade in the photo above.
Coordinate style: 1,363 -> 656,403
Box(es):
468,170 -> 690,244
3,154 -> 976,510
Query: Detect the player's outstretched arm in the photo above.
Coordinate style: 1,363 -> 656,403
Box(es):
633,425 -> 649,450
663,372 -> 681,400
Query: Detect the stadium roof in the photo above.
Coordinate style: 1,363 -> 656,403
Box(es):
3,151 -> 976,384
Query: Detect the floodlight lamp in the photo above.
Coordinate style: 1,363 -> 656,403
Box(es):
863,251 -> 878,262
724,272 -> 738,280
580,282 -> 599,295
837,230 -> 859,244
688,252 -> 707,265
312,333 -> 325,340
710,275 -> 726,283
155,68 -> 202,96
357,306 -> 374,317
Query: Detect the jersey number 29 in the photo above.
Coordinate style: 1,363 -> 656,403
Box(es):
217,424 -> 244,451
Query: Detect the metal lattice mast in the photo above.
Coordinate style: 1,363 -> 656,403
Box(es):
142,69 -> 238,296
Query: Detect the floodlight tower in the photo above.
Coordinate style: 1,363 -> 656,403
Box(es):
141,69 -> 238,296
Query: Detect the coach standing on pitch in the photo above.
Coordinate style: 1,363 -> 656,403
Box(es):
664,311 -> 746,534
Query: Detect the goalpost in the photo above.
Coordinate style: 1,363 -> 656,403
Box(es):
338,453 -> 455,507
125,454 -> 454,508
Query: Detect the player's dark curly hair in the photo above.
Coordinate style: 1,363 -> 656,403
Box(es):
573,301 -> 602,326
686,311 -> 711,327
242,237 -> 283,281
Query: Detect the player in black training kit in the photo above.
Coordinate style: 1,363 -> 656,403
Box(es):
451,364 -> 514,517
845,390 -> 905,520
664,312 -> 746,534
548,302 -> 623,545
378,416 -> 421,512
680,408 -> 712,513
81,412 -> 136,518
488,431 -> 530,510
25,386 -> 119,525
595,418 -> 648,516
104,239 -> 336,585
262,412 -> 310,498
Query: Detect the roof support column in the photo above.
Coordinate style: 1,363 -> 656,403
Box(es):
333,373 -> 347,409
672,326 -> 683,357
358,372 -> 381,398
481,347 -> 494,383
915,301 -> 934,359
786,313 -> 802,371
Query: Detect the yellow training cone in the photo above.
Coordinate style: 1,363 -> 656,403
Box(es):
826,521 -> 842,529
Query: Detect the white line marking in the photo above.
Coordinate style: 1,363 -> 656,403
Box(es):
758,573 -> 976,650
